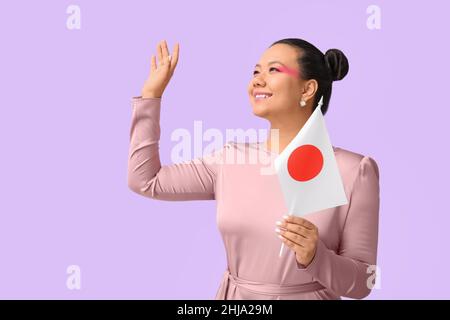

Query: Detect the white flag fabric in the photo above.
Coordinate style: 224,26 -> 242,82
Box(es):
274,97 -> 348,218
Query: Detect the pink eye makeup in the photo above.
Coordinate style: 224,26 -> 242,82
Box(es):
277,66 -> 299,78
252,63 -> 299,78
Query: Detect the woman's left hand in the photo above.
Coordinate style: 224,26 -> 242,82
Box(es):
276,215 -> 319,267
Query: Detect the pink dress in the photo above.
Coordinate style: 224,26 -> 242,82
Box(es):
127,96 -> 380,300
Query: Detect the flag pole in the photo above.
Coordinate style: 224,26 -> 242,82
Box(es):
278,96 -> 324,257
317,95 -> 324,111
279,199 -> 295,257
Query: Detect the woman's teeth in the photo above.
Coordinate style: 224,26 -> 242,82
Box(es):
255,94 -> 272,100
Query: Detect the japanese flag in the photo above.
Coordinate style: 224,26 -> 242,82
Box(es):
274,97 -> 348,255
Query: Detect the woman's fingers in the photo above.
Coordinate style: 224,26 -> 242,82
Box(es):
279,230 -> 308,248
149,40 -> 179,74
157,40 -> 163,66
281,221 -> 314,238
169,42 -> 180,74
284,215 -> 316,230
162,40 -> 170,61
150,55 -> 156,72
277,215 -> 319,267
280,235 -> 298,251
152,40 -> 179,72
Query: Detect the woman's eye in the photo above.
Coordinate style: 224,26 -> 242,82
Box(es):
253,67 -> 279,76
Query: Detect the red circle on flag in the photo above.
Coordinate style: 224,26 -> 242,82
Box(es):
287,144 -> 323,181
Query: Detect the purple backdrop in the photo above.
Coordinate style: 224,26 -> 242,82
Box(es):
0,0 -> 448,299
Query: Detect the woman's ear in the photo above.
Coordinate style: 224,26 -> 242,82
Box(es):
301,79 -> 318,103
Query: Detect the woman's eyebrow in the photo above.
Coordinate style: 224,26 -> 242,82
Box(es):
254,61 -> 286,68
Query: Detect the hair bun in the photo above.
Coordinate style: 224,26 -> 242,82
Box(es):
324,49 -> 349,81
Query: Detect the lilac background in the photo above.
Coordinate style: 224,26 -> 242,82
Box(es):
0,0 -> 448,299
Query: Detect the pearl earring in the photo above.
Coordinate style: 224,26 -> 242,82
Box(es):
299,100 -> 306,107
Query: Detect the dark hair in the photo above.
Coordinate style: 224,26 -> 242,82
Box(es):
270,38 -> 349,115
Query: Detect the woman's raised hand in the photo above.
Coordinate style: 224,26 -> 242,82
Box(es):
141,40 -> 179,99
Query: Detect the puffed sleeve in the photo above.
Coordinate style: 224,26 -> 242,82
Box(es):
296,155 -> 380,299
127,96 -> 225,201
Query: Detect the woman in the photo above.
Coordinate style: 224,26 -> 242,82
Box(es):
127,38 -> 380,300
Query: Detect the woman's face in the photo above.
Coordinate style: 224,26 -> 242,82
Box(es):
248,43 -> 305,120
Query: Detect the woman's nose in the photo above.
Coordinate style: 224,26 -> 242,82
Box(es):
253,74 -> 265,87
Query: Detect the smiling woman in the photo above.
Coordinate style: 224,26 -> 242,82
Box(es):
128,38 -> 380,300
248,38 -> 349,154
248,39 -> 348,120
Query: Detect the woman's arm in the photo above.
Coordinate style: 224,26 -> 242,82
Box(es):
296,156 -> 380,299
127,96 -> 224,201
